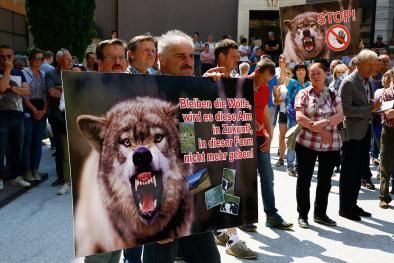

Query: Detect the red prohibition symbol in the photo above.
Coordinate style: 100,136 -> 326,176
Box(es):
326,25 -> 350,51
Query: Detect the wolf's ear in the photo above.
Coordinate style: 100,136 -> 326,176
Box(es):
164,103 -> 180,125
77,115 -> 108,152
284,20 -> 293,31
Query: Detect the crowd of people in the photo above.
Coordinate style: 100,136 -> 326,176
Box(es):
0,28 -> 393,263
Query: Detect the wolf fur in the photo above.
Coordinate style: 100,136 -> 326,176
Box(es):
283,12 -> 330,62
74,97 -> 194,257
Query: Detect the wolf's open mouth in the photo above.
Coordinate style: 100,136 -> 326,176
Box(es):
303,37 -> 315,53
130,171 -> 163,225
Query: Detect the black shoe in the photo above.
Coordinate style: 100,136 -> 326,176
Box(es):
355,207 -> 371,217
314,214 -> 337,226
239,224 -> 257,232
339,210 -> 361,221
361,179 -> 375,190
52,151 -> 56,157
274,159 -> 284,167
52,178 -> 64,187
298,217 -> 309,228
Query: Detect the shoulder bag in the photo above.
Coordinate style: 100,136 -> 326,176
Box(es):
328,88 -> 349,142
285,87 -> 329,151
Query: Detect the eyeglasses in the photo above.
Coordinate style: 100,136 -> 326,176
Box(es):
103,55 -> 126,62
33,56 -> 44,61
0,54 -> 13,59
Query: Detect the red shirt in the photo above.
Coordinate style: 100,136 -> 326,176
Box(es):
254,84 -> 269,136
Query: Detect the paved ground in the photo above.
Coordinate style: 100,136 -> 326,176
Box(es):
0,134 -> 393,263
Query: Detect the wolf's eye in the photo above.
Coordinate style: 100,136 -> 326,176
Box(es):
310,23 -> 316,28
121,139 -> 131,147
154,134 -> 163,143
297,25 -> 302,30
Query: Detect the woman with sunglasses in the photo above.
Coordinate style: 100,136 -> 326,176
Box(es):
21,48 -> 48,181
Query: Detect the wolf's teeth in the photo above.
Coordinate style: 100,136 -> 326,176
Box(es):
154,199 -> 157,209
153,175 -> 156,187
135,178 -> 139,191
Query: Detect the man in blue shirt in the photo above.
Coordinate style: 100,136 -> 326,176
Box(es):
40,51 -> 55,74
0,44 -> 31,190
372,35 -> 387,54
247,46 -> 262,74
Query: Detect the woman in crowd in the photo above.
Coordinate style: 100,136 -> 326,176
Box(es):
294,62 -> 344,228
200,43 -> 214,75
329,64 -> 347,89
71,63 -> 86,72
280,60 -> 310,176
374,70 -> 394,190
273,66 -> 293,166
21,48 -> 48,181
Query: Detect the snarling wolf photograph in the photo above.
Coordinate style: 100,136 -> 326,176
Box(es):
283,12 -> 330,62
74,97 -> 194,256
280,0 -> 360,61
62,72 -> 259,257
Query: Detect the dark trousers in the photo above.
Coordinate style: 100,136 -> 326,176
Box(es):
295,143 -> 339,218
143,232 -> 220,263
339,128 -> 371,213
0,115 -> 24,180
201,63 -> 213,75
48,116 -> 64,181
379,125 -> 394,203
124,246 -> 142,263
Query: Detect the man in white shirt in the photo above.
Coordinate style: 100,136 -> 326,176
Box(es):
238,38 -> 250,73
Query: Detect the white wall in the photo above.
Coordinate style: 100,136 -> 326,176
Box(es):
375,0 -> 394,43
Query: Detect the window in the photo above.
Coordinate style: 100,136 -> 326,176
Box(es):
0,7 -> 28,55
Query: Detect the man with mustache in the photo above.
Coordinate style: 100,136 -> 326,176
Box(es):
96,39 -> 128,73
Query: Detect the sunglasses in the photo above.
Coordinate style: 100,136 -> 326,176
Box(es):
33,56 -> 44,61
0,54 -> 13,59
72,63 -> 84,67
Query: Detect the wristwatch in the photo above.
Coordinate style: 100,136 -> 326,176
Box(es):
326,119 -> 330,126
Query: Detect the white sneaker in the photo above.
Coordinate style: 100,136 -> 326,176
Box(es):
23,171 -> 35,181
11,176 -> 31,187
32,170 -> 41,181
57,184 -> 70,195
0,179 -> 3,190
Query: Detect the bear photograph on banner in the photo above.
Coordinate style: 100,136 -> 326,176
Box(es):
280,0 -> 360,62
62,72 -> 258,257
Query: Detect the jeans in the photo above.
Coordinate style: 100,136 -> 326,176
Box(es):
257,135 -> 278,218
339,128 -> 371,213
369,132 -> 379,159
286,115 -> 298,168
84,250 -> 122,263
124,246 -> 142,263
272,105 -> 280,127
295,143 -> 339,218
0,115 -> 24,180
48,116 -> 64,181
21,114 -> 47,171
143,232 -> 220,263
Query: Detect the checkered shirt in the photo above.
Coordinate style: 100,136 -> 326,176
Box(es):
295,86 -> 342,151
125,64 -> 143,74
381,86 -> 394,128
333,72 -> 348,90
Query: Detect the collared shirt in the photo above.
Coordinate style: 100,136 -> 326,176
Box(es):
295,86 -> 342,151
381,86 -> 394,128
40,61 -> 55,74
147,67 -> 156,74
334,72 -> 348,90
355,70 -> 372,104
125,64 -> 144,74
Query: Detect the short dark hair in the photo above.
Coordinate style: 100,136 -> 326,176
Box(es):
223,35 -> 228,39
85,52 -> 95,60
111,30 -> 117,35
127,35 -> 155,63
241,38 -> 247,44
0,44 -> 12,50
214,39 -> 238,60
28,48 -> 44,62
93,62 -> 99,71
204,43 -> 209,47
96,39 -> 127,61
293,63 -> 310,82
261,54 -> 272,61
256,60 -> 275,75
193,32 -> 199,37
44,51 -> 53,59
285,67 -> 294,74
331,59 -> 342,65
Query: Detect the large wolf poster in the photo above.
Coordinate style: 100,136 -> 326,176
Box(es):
62,72 -> 258,257
280,0 -> 360,62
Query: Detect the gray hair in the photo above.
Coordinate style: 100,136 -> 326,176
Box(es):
349,57 -> 357,69
355,50 -> 378,65
157,30 -> 193,58
13,55 -> 27,67
56,48 -> 70,60
239,62 -> 250,70
379,54 -> 389,60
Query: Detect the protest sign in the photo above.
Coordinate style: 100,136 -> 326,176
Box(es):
280,0 -> 360,62
62,72 -> 258,257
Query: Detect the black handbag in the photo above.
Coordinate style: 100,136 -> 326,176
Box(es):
328,89 -> 349,142
30,99 -> 44,111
